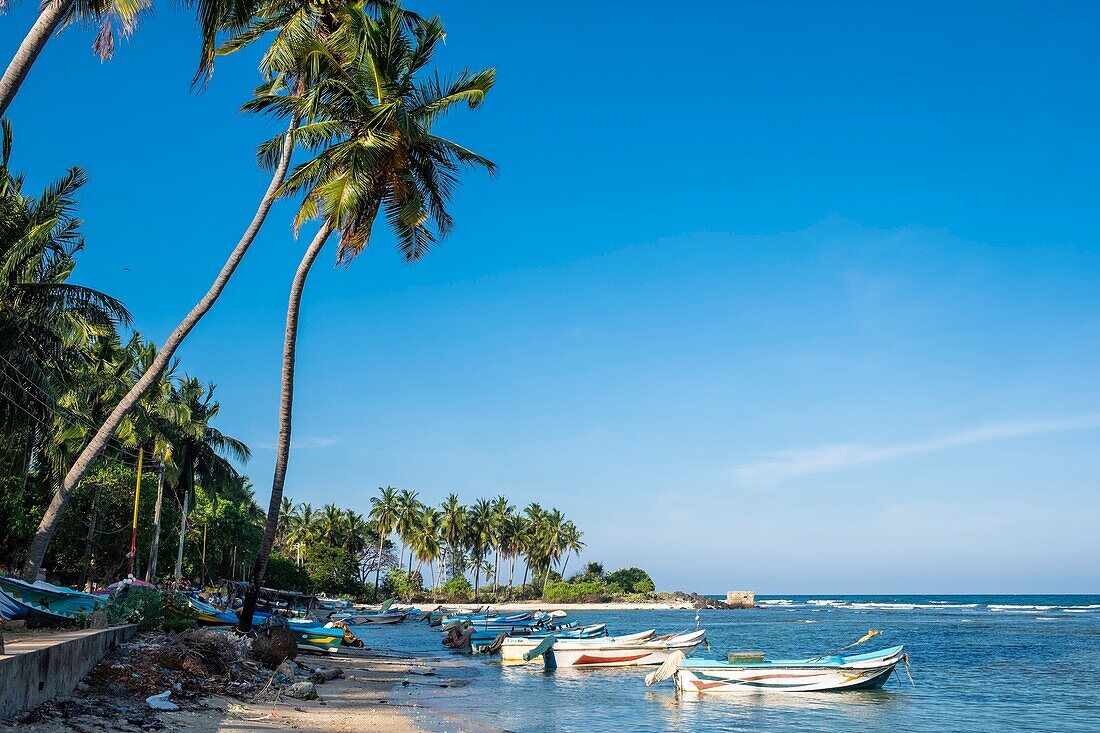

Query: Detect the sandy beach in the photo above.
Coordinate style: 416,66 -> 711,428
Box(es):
463,601 -> 695,612
4,639 -> 493,733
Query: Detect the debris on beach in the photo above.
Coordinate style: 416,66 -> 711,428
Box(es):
144,691 -> 178,711
7,628 -> 356,731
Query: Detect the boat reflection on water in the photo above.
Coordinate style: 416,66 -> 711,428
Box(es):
645,685 -> 905,730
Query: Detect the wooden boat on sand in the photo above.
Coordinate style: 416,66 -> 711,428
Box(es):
0,577 -> 103,620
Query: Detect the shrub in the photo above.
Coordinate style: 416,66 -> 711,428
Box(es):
543,580 -> 620,603
304,545 -> 363,597
606,567 -> 655,595
387,569 -> 424,601
440,575 -> 472,601
265,554 -> 313,593
106,588 -> 195,631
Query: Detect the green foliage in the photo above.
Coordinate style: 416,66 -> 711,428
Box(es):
386,568 -> 423,602
0,476 -> 36,568
105,588 -> 195,631
542,580 -> 622,603
440,574 -> 472,601
606,568 -> 655,595
265,553 -> 312,592
582,561 -> 604,578
304,544 -> 362,596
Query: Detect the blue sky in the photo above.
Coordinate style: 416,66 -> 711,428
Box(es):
3,1 -> 1099,593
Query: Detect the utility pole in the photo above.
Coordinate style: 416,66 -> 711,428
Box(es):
127,448 -> 144,576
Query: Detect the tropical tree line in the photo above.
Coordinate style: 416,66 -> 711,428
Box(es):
2,0 -> 497,631
364,487 -> 585,601
0,123 -> 255,585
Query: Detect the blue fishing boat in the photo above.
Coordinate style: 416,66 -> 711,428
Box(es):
248,611 -> 344,653
186,595 -> 238,625
0,577 -> 103,620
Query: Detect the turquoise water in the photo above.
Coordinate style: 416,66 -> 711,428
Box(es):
364,595 -> 1100,732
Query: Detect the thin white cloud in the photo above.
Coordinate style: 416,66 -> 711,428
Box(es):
253,436 -> 339,451
732,414 -> 1100,487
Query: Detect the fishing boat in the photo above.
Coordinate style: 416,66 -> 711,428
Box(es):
332,597 -> 410,625
471,622 -> 606,646
503,629 -> 705,668
342,610 -> 409,625
289,621 -> 344,653
185,595 -> 238,625
0,577 -> 103,620
646,645 -> 907,693
248,611 -> 344,653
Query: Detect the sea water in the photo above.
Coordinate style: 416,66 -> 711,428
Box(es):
359,595 -> 1100,732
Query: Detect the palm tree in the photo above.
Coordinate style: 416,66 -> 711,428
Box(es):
410,505 -> 440,594
0,122 -> 130,448
287,501 -> 318,562
0,0 -> 351,116
169,378 -> 250,579
241,7 -> 494,623
466,498 -> 493,600
501,512 -> 524,598
320,503 -> 343,546
367,486 -> 399,596
558,521 -> 584,579
439,494 -> 465,579
539,509 -> 566,593
16,0 -> 378,582
489,496 -> 511,593
125,337 -> 188,582
343,509 -> 369,555
394,488 -> 419,572
275,496 -> 295,548
519,503 -> 545,591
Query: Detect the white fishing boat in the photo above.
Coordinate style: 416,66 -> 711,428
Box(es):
503,629 -> 706,668
342,610 -> 409,625
499,629 -> 656,661
645,645 -> 906,693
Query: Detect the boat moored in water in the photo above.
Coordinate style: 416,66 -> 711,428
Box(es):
646,645 -> 907,693
503,629 -> 706,668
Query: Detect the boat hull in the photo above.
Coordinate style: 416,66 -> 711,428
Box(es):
502,630 -> 702,668
675,646 -> 904,693
0,577 -> 103,620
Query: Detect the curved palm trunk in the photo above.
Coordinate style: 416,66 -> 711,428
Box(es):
507,555 -> 515,599
0,0 -> 71,119
21,120 -> 299,583
237,221 -> 333,632
144,461 -> 166,582
174,485 -> 190,579
374,533 -> 385,597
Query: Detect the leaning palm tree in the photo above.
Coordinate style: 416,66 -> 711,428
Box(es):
16,0 -> 398,583
239,7 -> 494,626
367,486 -> 400,596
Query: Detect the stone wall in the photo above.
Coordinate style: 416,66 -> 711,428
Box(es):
0,625 -> 137,720
725,591 -> 756,608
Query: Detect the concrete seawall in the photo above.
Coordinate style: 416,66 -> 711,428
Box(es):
0,625 -> 138,720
